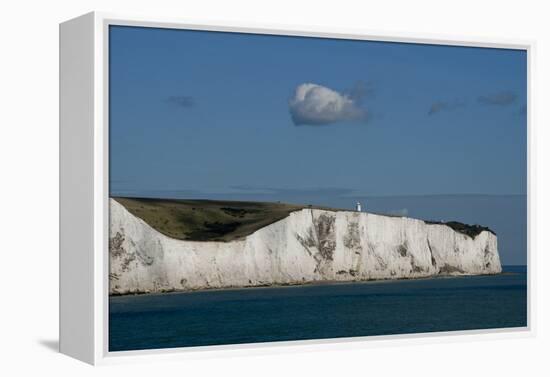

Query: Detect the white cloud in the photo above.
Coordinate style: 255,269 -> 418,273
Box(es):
289,83 -> 367,125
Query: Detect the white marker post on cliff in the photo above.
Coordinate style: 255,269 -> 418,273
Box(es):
356,201 -> 362,212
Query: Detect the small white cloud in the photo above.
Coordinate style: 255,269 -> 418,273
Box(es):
289,83 -> 367,125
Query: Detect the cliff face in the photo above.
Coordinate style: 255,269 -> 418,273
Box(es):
109,199 -> 501,294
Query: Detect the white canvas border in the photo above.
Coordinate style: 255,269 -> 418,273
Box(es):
61,11 -> 535,365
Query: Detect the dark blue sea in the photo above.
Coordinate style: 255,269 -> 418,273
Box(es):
109,266 -> 527,352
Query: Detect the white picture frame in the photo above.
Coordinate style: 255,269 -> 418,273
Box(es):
59,11 -> 535,365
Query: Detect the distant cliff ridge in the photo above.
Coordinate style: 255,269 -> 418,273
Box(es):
109,198 -> 502,295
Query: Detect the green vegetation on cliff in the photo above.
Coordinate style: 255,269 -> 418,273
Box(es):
113,197 -> 315,242
113,197 -> 495,242
423,220 -> 496,238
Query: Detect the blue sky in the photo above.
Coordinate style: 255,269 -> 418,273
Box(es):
109,26 -> 527,264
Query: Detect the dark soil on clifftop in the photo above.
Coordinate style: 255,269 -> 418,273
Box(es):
423,220 -> 496,238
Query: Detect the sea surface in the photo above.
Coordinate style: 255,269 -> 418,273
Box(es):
109,266 -> 527,352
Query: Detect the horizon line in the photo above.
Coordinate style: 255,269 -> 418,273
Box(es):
109,189 -> 527,198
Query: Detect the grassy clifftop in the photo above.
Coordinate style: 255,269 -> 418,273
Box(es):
113,197 -> 494,242
113,197 -> 314,242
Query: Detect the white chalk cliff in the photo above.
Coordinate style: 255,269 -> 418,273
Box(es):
109,199 -> 501,294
